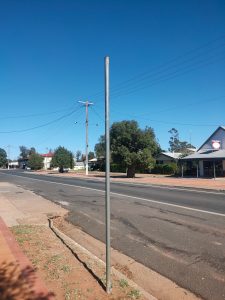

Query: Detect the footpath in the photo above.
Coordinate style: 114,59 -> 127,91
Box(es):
0,180 -> 202,300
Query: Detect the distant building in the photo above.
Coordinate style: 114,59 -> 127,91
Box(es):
156,152 -> 182,164
181,126 -> 225,177
41,152 -> 54,170
9,161 -> 19,168
74,161 -> 85,170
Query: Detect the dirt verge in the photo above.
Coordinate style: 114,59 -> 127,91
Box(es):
11,224 -> 148,300
52,216 -> 202,300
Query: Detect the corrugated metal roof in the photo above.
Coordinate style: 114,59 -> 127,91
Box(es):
181,149 -> 225,160
162,152 -> 182,159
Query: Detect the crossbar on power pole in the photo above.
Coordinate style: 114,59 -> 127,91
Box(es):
78,100 -> 93,176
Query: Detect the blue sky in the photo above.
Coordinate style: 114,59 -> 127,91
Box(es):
0,0 -> 225,159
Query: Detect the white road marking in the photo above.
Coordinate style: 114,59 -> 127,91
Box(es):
57,201 -> 69,206
2,173 -> 225,218
114,181 -> 225,195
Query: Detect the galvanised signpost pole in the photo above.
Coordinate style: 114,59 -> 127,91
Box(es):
105,56 -> 111,293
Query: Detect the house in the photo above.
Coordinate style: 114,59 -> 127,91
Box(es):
41,152 -> 54,170
9,161 -> 19,168
156,152 -> 182,164
181,126 -> 225,177
74,161 -> 85,171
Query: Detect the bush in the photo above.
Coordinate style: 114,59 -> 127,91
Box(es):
110,163 -> 126,173
28,153 -> 44,170
151,163 -> 178,175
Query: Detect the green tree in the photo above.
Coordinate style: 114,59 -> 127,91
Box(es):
75,150 -> 82,161
95,120 -> 160,178
88,151 -> 95,160
29,147 -> 36,155
94,135 -> 105,158
28,153 -> 44,170
168,128 -> 195,153
51,146 -> 74,171
19,146 -> 29,159
0,148 -> 7,167
19,146 -> 36,159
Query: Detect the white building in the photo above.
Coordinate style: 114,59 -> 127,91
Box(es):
156,152 -> 182,164
41,152 -> 54,170
182,126 -> 225,177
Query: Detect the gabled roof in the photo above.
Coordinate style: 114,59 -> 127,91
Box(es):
182,149 -> 225,160
41,152 -> 54,157
198,126 -> 225,151
161,152 -> 182,159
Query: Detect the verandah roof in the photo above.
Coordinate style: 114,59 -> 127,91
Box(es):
181,149 -> 225,161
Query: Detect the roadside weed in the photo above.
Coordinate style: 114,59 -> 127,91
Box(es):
128,289 -> 141,299
61,264 -> 72,273
119,278 -> 129,288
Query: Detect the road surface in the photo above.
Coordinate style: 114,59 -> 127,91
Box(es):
1,170 -> 225,300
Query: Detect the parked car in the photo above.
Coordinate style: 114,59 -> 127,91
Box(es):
59,167 -> 70,173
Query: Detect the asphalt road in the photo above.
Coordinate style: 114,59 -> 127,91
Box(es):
1,170 -> 225,300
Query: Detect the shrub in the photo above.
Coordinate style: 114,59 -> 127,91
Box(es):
151,162 -> 178,175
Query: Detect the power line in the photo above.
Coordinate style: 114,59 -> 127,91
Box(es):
36,106 -> 84,146
0,104 -> 77,120
0,105 -> 81,134
109,44 -> 225,97
87,35 -> 225,101
110,52 -> 225,99
90,106 -> 104,122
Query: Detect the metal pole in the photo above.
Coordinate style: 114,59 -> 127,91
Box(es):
78,100 -> 93,176
105,56 -> 111,293
7,145 -> 10,170
181,164 -> 184,178
213,161 -> 216,179
197,163 -> 199,178
85,102 -> 89,176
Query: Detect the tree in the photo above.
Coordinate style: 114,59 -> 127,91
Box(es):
75,150 -> 82,161
111,121 -> 160,177
95,120 -> 160,178
19,146 -> 29,159
27,153 -> 44,170
29,147 -> 36,155
95,135 -> 105,158
51,146 -> 74,172
168,128 -> 195,153
88,151 -> 95,160
0,148 -> 7,167
19,146 -> 36,159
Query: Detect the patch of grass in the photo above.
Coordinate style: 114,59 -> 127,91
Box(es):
47,254 -> 62,264
12,225 -> 35,235
119,278 -> 129,288
128,289 -> 141,299
48,268 -> 60,280
61,264 -> 72,273
31,257 -> 40,267
63,283 -> 81,300
16,236 -> 30,245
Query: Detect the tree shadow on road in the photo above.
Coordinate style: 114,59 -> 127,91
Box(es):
0,261 -> 54,300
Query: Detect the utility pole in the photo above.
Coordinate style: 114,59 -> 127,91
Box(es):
7,145 -> 10,170
105,56 -> 111,293
78,100 -> 94,175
